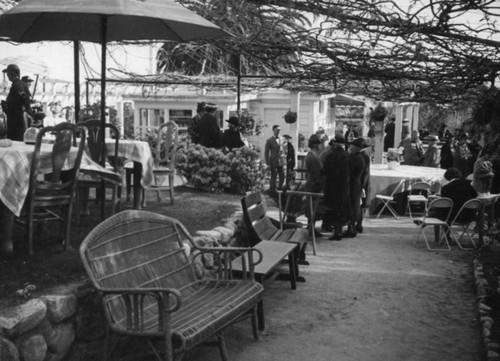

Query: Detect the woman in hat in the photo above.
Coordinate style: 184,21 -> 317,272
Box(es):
322,135 -> 351,240
221,116 -> 245,151
422,135 -> 441,168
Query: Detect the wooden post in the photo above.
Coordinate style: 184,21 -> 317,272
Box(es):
289,91 -> 300,157
394,104 -> 404,148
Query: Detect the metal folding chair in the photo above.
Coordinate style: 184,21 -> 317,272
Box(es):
413,197 -> 453,251
448,198 -> 482,250
375,179 -> 406,219
406,181 -> 432,220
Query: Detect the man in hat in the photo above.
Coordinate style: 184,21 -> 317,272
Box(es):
264,124 -> 286,193
198,102 -> 221,148
2,64 -> 32,141
348,137 -> 371,235
422,135 -> 441,168
221,116 -> 245,151
188,101 -> 206,144
322,135 -> 351,240
283,134 -> 296,188
384,115 -> 396,151
399,129 -> 424,166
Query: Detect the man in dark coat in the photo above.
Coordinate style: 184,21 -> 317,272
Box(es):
440,167 -> 478,224
198,103 -> 221,148
322,136 -> 350,240
2,64 -> 32,141
348,138 -> 371,236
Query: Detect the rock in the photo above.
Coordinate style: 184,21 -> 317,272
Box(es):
213,226 -> 233,245
0,337 -> 19,361
479,303 -> 492,312
483,327 -> 491,338
16,334 -> 46,361
488,342 -> 500,351
195,231 -> 221,245
43,322 -> 75,361
487,350 -> 500,359
0,300 -> 46,338
40,295 -> 76,323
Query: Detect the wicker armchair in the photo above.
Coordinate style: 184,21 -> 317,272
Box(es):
79,210 -> 264,361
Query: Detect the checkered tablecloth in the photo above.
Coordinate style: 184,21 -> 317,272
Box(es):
0,141 -> 122,216
107,139 -> 153,187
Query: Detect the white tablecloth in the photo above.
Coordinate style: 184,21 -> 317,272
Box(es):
108,139 -> 153,187
0,141 -> 121,216
368,164 -> 445,214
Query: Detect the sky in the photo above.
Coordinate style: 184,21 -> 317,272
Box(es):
0,40 -> 161,83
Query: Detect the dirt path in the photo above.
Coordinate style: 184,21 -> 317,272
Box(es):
186,216 -> 482,361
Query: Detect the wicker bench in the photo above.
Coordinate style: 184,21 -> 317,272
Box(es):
79,210 -> 264,361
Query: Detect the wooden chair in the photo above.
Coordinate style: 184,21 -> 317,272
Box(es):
125,121 -> 178,207
79,210 -> 264,361
77,119 -> 123,221
16,122 -> 86,255
449,198 -> 482,250
413,197 -> 453,251
241,191 -> 309,283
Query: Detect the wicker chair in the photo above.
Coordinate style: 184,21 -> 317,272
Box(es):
16,122 -> 86,255
80,210 -> 264,361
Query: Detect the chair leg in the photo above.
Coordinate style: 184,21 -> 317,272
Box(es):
125,168 -> 132,203
420,226 -> 451,251
251,306 -> 259,340
169,174 -> 175,206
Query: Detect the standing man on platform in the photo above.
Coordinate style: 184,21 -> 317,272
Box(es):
265,124 -> 285,193
2,64 -> 32,141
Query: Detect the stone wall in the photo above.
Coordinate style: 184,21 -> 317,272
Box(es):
0,212 -> 246,361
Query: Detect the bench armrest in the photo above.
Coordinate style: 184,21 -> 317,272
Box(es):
99,287 -> 182,333
192,246 -> 263,280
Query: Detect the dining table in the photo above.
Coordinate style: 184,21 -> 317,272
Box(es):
107,139 -> 153,209
368,163 -> 446,215
0,140 -> 122,255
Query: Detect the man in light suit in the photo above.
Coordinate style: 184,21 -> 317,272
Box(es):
264,124 -> 285,193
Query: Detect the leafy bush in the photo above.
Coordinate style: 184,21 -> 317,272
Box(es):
176,135 -> 267,194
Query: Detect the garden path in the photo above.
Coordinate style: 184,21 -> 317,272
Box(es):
184,213 -> 481,361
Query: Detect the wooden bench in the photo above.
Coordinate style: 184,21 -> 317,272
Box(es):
241,191 -> 309,283
79,210 -> 264,361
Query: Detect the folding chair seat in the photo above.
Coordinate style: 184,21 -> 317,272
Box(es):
448,198 -> 482,250
376,179 -> 406,219
406,181 -> 432,220
413,197 -> 453,251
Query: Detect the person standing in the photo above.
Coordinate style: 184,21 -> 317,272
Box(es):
2,64 -> 32,141
264,125 -> 285,193
383,116 -> 395,152
283,134 -> 296,189
453,132 -> 474,178
440,134 -> 455,169
344,125 -> 358,151
198,103 -> 221,148
422,135 -> 441,167
322,136 -> 350,241
188,101 -> 206,144
221,116 -> 245,151
399,129 -> 424,165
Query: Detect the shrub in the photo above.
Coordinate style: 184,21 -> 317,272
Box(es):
176,135 -> 267,194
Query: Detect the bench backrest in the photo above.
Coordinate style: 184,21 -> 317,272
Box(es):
80,211 -> 198,324
241,192 -> 279,246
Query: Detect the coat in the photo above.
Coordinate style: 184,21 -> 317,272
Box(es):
322,144 -> 350,226
348,149 -> 366,224
264,136 -> 283,168
198,112 -> 221,148
422,144 -> 440,168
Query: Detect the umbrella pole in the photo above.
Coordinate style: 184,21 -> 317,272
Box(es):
100,16 -> 107,220
74,41 -> 80,123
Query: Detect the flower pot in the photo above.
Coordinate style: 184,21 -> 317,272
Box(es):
388,161 -> 399,170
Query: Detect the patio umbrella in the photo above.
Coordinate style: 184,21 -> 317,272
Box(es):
0,0 -> 228,129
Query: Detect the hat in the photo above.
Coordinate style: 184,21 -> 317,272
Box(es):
283,134 -> 292,140
425,135 -> 439,142
475,161 -> 494,179
196,101 -> 207,113
226,116 -> 240,127
402,118 -> 410,123
329,135 -> 345,145
21,75 -> 33,83
204,103 -> 218,111
308,134 -> 321,148
351,137 -> 369,149
2,64 -> 20,76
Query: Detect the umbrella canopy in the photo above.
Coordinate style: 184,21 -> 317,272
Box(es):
0,0 -> 227,43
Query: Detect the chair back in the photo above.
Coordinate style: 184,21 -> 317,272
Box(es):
409,181 -> 432,196
80,210 -> 198,325
241,192 -> 279,247
450,198 -> 482,225
155,121 -> 178,169
78,119 -> 120,171
427,197 -> 453,222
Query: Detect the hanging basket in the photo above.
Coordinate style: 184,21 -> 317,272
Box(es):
284,111 -> 297,124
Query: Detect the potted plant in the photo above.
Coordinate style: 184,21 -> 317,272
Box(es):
370,104 -> 388,123
386,147 -> 403,169
284,110 -> 297,124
